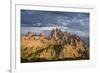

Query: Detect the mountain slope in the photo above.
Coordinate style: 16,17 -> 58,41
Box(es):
21,28 -> 89,62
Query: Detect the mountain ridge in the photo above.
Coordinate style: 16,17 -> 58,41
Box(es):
21,28 -> 89,62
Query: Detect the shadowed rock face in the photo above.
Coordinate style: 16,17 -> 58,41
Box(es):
21,28 -> 89,62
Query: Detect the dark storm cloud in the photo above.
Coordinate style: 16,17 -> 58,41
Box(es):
21,9 -> 89,37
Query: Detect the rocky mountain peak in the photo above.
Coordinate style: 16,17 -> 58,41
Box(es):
26,32 -> 34,37
39,32 -> 45,37
50,28 -> 63,40
21,28 -> 89,62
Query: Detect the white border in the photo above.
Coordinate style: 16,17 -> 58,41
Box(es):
11,4 -> 96,73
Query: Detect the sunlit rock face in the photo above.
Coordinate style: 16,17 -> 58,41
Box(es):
21,28 -> 89,62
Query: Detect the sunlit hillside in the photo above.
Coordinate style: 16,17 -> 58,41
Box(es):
21,28 -> 89,63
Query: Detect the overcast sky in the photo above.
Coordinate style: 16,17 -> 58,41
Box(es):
21,10 -> 90,37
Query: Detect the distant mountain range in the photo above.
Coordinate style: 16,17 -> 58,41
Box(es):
21,28 -> 89,62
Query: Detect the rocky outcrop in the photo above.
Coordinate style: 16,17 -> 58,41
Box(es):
21,28 -> 89,62
50,28 -> 63,40
22,32 -> 34,40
